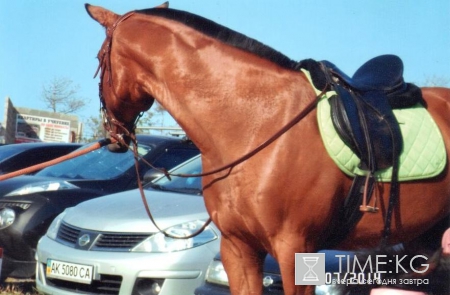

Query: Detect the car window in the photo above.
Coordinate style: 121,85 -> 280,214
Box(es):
148,156 -> 202,195
151,148 -> 200,169
0,145 -> 81,174
1,147 -> 78,174
36,143 -> 153,180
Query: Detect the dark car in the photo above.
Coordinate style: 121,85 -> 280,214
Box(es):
0,142 -> 82,175
0,135 -> 199,280
195,250 -> 353,295
195,253 -> 283,295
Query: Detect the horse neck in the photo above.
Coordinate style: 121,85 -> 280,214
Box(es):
130,16 -> 317,159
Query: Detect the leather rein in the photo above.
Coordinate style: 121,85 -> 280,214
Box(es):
95,11 -> 325,239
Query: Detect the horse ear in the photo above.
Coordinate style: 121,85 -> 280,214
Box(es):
156,2 -> 169,8
85,4 -> 120,28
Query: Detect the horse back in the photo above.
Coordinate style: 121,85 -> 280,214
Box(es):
422,87 -> 450,140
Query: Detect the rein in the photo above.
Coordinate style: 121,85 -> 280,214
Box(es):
167,96 -> 321,179
0,138 -> 114,181
93,11 -> 211,239
94,11 -> 325,239
95,11 -> 325,179
101,89 -> 322,239
107,94 -> 321,239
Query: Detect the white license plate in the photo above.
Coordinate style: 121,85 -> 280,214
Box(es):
46,259 -> 93,284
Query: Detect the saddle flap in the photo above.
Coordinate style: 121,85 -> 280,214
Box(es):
330,86 -> 403,171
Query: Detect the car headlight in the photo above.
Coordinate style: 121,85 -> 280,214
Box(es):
315,284 -> 334,295
204,259 -> 283,289
46,209 -> 69,240
205,259 -> 229,286
0,208 -> 16,229
5,181 -> 79,197
132,220 -> 218,253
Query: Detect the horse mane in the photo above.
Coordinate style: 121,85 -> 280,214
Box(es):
135,8 -> 298,70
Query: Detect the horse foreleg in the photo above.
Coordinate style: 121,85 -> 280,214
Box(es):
220,236 -> 265,295
273,234 -> 318,295
276,249 -> 316,295
278,262 -> 315,295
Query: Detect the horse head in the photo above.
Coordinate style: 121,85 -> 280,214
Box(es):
85,3 -> 169,152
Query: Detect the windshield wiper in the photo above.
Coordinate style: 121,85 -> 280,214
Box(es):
176,187 -> 202,195
147,184 -> 202,195
147,184 -> 171,191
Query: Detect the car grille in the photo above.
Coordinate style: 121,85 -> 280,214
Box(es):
45,270 -> 122,295
95,233 -> 150,249
57,222 -> 151,251
58,222 -> 81,244
0,201 -> 31,210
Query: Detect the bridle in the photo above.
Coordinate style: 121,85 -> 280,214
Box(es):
94,11 -> 325,239
93,11 -> 215,239
94,11 -> 143,147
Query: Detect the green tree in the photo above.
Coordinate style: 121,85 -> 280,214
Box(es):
153,102 -> 167,126
135,110 -> 155,134
136,102 -> 170,134
82,115 -> 106,142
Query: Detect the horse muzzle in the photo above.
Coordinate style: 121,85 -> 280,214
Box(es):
106,133 -> 132,153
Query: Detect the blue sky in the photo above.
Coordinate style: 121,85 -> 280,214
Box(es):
1,0 -> 449,131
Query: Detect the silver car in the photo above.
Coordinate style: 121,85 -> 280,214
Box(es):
35,155 -> 221,295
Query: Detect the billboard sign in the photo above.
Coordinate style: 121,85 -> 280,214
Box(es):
15,114 -> 71,143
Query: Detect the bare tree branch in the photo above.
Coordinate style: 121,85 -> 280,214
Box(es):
421,75 -> 450,87
41,77 -> 88,114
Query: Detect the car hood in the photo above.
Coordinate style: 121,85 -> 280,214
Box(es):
0,174 -> 124,197
63,188 -> 210,233
0,175 -> 58,195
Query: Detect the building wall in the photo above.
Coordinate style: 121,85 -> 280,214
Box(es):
3,96 -> 81,144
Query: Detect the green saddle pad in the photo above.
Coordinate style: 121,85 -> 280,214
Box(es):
303,69 -> 447,182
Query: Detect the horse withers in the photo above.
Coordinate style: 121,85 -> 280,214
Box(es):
85,3 -> 450,295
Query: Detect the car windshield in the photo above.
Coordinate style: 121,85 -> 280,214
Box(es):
148,155 -> 202,195
35,143 -> 153,180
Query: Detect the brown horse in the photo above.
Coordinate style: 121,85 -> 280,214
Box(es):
85,3 -> 450,295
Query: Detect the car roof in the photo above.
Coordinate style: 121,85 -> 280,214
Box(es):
0,142 -> 81,152
134,134 -> 192,145
0,142 -> 83,175
0,142 -> 82,164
